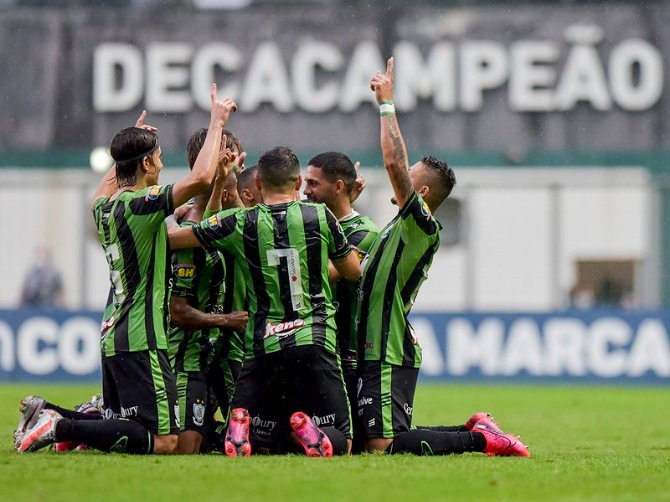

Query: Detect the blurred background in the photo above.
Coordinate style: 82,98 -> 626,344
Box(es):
0,0 -> 668,383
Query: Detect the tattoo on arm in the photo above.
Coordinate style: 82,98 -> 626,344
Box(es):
386,115 -> 413,200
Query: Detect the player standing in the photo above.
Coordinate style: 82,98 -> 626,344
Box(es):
168,146 -> 361,457
16,85 -> 237,455
357,58 -> 530,457
302,152 -> 379,427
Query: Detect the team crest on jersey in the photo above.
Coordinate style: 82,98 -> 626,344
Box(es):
146,185 -> 161,201
192,403 -> 205,427
264,319 -> 305,339
205,214 -> 220,229
174,264 -> 195,278
420,200 -> 431,219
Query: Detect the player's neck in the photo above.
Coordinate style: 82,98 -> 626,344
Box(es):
331,199 -> 354,220
263,192 -> 295,205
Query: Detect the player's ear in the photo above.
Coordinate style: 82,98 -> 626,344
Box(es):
335,179 -> 345,193
295,174 -> 303,192
419,185 -> 430,198
254,173 -> 262,192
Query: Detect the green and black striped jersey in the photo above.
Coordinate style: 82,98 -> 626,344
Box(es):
202,207 -> 246,364
193,201 -> 351,360
356,192 -> 441,368
92,184 -> 174,357
168,220 -> 226,373
334,213 -> 379,363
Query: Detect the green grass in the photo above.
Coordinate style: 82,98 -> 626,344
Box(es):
0,384 -> 668,501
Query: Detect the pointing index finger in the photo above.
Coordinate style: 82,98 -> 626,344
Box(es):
386,57 -> 394,79
210,83 -> 218,103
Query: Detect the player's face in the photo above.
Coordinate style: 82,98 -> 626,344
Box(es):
303,166 -> 336,206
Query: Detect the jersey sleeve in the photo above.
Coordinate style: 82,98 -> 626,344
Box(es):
398,192 -> 441,242
193,210 -> 239,251
128,184 -> 175,226
347,228 -> 379,263
325,207 -> 352,260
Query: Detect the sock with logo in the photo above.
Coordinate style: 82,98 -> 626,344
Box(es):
415,424 -> 468,433
321,426 -> 349,456
55,418 -> 154,454
45,402 -> 102,421
386,429 -> 486,456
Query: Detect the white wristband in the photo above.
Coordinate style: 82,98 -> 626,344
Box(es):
379,102 -> 396,116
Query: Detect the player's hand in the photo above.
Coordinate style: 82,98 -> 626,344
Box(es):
210,83 -> 237,127
134,110 -> 158,132
350,161 -> 366,203
235,151 -> 247,173
223,311 -> 249,331
173,203 -> 193,222
370,57 -> 394,104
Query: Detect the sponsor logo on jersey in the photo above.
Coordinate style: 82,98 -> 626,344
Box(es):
100,316 -> 115,335
146,185 -> 161,201
174,264 -> 195,278
264,318 -> 305,339
420,200 -> 431,219
205,214 -> 220,229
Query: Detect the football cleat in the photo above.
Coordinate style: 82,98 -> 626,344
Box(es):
224,408 -> 252,457
17,410 -> 62,453
14,395 -> 47,450
289,411 -> 333,458
465,412 -> 500,432
54,394 -> 104,452
473,421 -> 530,458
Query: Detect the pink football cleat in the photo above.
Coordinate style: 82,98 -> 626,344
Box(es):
472,420 -> 530,458
289,411 -> 333,458
224,408 -> 252,457
465,412 -> 501,432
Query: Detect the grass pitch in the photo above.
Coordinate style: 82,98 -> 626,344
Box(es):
0,383 -> 668,501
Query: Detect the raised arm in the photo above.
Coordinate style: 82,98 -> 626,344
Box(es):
172,84 -> 237,207
370,57 -> 413,210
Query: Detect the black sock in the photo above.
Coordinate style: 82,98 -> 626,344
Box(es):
321,427 -> 348,456
415,425 -> 469,433
55,418 -> 154,454
45,403 -> 102,421
201,421 -> 227,454
386,429 -> 486,455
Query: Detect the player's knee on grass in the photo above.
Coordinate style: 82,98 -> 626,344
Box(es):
153,434 -> 178,454
364,437 -> 393,453
176,430 -> 203,454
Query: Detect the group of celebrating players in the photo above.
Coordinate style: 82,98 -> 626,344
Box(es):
13,58 -> 529,458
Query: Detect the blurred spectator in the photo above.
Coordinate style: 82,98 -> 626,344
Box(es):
569,281 -> 595,310
20,247 -> 65,308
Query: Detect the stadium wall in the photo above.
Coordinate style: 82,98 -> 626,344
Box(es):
0,309 -> 667,383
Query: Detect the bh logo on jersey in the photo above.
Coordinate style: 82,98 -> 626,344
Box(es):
205,214 -> 220,229
174,264 -> 195,278
264,319 -> 305,339
146,185 -> 161,201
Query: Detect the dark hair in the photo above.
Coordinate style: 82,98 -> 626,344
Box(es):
307,152 -> 356,194
421,155 -> 456,204
237,165 -> 257,192
257,147 -> 300,190
186,128 -> 241,170
110,127 -> 158,188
